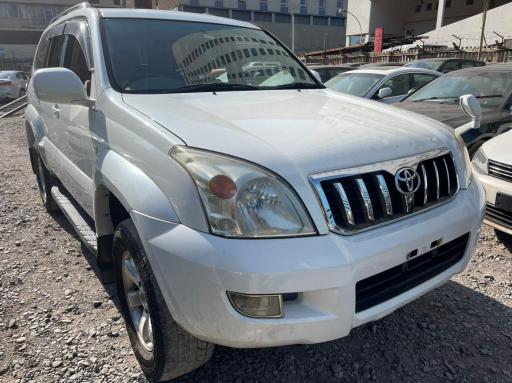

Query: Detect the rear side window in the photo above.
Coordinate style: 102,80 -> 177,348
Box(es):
442,60 -> 461,73
460,60 -> 479,69
379,74 -> 412,97
412,73 -> 438,90
47,35 -> 66,67
63,35 -> 91,85
34,33 -> 51,70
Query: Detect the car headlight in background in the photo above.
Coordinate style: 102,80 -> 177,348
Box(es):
454,132 -> 473,187
171,146 -> 316,238
472,147 -> 488,175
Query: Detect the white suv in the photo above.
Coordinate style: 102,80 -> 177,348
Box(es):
26,3 -> 485,381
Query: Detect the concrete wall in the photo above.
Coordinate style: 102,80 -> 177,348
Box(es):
422,1 -> 512,48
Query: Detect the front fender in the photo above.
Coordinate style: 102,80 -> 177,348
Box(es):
94,149 -> 179,236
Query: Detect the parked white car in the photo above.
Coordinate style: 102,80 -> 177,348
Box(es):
325,66 -> 441,104
26,3 -> 485,381
0,70 -> 30,100
473,129 -> 512,237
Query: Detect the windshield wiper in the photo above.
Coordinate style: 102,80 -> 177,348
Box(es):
162,83 -> 260,94
264,82 -> 322,90
413,96 -> 459,102
475,95 -> 503,99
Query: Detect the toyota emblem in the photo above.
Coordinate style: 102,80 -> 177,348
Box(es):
395,167 -> 421,195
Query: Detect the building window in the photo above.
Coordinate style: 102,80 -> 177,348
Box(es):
466,0 -> 474,4
426,2 -> 432,11
319,0 -> 326,16
259,0 -> 268,11
300,0 -> 307,14
295,15 -> 310,24
214,0 -> 223,7
238,0 -> 246,10
313,16 -> 328,25
232,10 -> 251,21
331,17 -> 344,27
337,0 -> 344,9
275,13 -> 291,23
280,0 -> 288,13
254,11 -> 272,22
210,8 -> 229,17
190,0 -> 199,5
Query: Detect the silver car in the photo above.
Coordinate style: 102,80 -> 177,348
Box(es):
0,70 -> 30,100
325,66 -> 441,104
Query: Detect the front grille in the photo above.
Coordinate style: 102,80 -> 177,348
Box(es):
355,233 -> 469,313
488,160 -> 512,182
310,151 -> 458,234
486,204 -> 512,229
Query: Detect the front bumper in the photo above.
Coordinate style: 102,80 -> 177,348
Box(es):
131,179 -> 485,348
475,172 -> 512,234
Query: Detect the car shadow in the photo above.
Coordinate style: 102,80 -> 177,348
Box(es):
171,281 -> 512,383
50,210 -> 512,383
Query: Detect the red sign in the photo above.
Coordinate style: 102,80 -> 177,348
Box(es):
374,27 -> 384,53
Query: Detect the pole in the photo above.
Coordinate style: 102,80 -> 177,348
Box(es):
291,13 -> 295,53
478,0 -> 489,60
338,9 -> 363,46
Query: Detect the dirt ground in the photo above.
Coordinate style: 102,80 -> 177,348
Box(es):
0,116 -> 511,383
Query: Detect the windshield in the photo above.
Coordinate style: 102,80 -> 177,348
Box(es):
406,61 -> 442,71
325,73 -> 384,96
0,72 -> 14,79
408,71 -> 512,107
101,18 -> 319,93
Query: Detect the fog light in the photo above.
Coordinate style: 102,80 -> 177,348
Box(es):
227,292 -> 283,318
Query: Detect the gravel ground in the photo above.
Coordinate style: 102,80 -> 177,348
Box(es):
0,116 -> 511,383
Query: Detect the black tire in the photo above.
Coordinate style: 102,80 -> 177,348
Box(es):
495,229 -> 512,251
113,219 -> 214,382
34,151 -> 59,213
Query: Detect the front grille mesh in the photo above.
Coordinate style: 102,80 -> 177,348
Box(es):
488,160 -> 512,182
318,153 -> 458,233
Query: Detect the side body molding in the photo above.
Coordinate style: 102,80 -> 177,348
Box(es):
94,149 -> 180,237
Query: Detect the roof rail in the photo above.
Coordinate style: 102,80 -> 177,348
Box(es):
50,2 -> 90,24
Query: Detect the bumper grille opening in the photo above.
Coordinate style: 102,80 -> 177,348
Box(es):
355,233 -> 469,313
486,204 -> 512,229
316,153 -> 458,234
488,160 -> 512,182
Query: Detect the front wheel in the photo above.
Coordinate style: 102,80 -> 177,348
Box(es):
113,219 -> 214,382
34,151 -> 59,213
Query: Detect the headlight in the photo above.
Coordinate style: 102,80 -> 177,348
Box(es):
171,146 -> 316,238
472,147 -> 488,175
454,132 -> 473,187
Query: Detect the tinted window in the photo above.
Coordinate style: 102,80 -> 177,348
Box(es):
460,60 -> 479,69
412,73 -> 438,90
441,60 -> 461,73
379,74 -> 412,97
406,60 -> 442,71
47,35 -> 66,68
101,18 -> 317,93
63,35 -> 91,84
34,32 -> 51,70
16,72 -> 24,79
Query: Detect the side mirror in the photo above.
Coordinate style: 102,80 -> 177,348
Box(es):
309,69 -> 322,83
32,68 -> 94,107
455,94 -> 482,135
377,87 -> 393,99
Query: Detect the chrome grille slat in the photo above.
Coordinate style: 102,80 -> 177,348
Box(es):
355,178 -> 375,221
375,174 -> 393,216
333,182 -> 355,225
442,158 -> 451,195
488,160 -> 512,182
310,150 -> 458,235
432,161 -> 440,200
421,164 -> 428,205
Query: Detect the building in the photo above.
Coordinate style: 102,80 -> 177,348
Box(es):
0,0 -> 120,64
345,0 -> 512,48
125,0 -> 348,54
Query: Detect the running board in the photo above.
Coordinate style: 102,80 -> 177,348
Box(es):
51,186 -> 98,253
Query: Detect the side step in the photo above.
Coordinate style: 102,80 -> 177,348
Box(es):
51,186 -> 98,253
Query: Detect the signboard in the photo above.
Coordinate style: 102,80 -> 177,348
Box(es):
374,27 -> 384,53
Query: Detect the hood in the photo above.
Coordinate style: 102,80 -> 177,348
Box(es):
398,100 -> 506,129
482,129 -> 512,164
123,89 -> 457,177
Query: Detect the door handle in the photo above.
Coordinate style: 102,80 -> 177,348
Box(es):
53,104 -> 60,118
